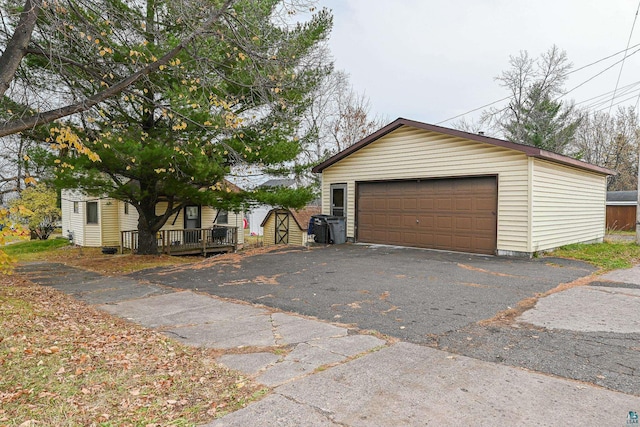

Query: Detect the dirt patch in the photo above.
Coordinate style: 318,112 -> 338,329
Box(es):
479,274 -> 599,326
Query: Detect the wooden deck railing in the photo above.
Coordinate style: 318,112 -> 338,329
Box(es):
120,226 -> 237,255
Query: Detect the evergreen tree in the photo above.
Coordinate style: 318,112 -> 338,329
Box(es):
9,0 -> 332,254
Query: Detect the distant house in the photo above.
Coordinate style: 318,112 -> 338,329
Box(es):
261,206 -> 321,246
312,118 -> 613,257
61,182 -> 245,254
606,191 -> 637,231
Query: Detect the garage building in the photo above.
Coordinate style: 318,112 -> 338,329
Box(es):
312,118 -> 613,257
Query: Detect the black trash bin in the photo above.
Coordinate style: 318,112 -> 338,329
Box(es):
310,214 -> 330,243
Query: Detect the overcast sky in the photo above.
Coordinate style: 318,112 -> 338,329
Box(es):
316,0 -> 640,128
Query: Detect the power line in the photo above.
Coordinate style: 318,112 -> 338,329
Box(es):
435,96 -> 511,125
558,46 -> 640,101
436,43 -> 640,125
609,0 -> 640,114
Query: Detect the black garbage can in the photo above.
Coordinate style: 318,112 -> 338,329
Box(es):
310,214 -> 330,243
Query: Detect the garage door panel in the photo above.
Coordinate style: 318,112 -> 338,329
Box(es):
357,177 -> 497,255
454,238 -> 472,252
436,216 -> 452,229
435,197 -> 453,210
388,198 -> 403,210
418,198 -> 435,210
402,215 -> 417,227
455,217 -> 473,230
435,234 -> 453,247
476,197 -> 497,211
455,199 -> 473,211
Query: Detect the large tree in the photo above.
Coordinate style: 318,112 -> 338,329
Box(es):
8,0 -> 332,254
571,107 -> 639,191
0,0 -> 239,136
295,68 -> 385,184
475,45 -> 582,153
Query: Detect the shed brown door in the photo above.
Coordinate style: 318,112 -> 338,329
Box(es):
357,177 -> 497,255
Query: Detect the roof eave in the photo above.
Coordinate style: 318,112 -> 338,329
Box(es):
312,118 -> 615,176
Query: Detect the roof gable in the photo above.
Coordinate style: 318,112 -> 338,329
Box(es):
311,118 -> 614,176
261,206 -> 321,229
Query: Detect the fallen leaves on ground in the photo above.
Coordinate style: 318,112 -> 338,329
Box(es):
0,275 -> 266,426
36,246 -> 199,276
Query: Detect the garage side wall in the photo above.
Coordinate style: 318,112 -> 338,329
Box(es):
531,159 -> 606,251
320,126 -> 531,253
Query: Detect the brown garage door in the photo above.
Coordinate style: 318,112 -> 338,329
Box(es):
357,177 -> 497,255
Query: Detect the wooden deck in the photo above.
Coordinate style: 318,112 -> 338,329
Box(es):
121,227 -> 237,255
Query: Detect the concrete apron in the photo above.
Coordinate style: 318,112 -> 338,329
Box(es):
100,291 -> 386,388
99,289 -> 640,427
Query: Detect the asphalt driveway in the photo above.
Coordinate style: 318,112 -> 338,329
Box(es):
131,244 -> 595,342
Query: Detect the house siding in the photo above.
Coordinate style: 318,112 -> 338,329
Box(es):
63,188 -> 246,248
62,189 -> 87,246
100,199 -> 120,246
153,202 -> 244,244
84,201 -> 102,247
119,202 -> 138,233
530,159 -> 606,251
320,126 -> 530,253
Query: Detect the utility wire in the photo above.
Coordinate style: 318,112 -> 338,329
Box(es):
609,0 -> 640,114
437,43 -> 640,125
557,46 -> 640,101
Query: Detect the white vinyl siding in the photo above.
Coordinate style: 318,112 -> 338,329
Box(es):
321,126 -> 530,253
530,159 -> 606,251
119,201 -> 138,232
62,189 -> 87,246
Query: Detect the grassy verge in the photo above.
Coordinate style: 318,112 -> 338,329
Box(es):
3,237 -> 69,257
3,238 -> 197,275
0,276 -> 266,426
550,240 -> 640,271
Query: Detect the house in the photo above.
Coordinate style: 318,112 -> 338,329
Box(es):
61,185 -> 245,254
606,191 -> 637,231
261,206 -> 321,246
312,118 -> 613,257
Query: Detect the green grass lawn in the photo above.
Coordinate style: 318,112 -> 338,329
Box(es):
551,240 -> 640,271
3,237 -> 70,259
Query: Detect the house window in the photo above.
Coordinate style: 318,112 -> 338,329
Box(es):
73,201 -> 79,213
86,201 -> 98,224
216,209 -> 228,224
124,203 -> 129,215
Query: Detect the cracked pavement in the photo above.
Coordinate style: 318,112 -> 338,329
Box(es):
17,262 -> 386,388
17,247 -> 640,426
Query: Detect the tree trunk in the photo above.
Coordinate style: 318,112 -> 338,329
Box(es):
0,0 -> 41,98
137,202 -> 159,255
